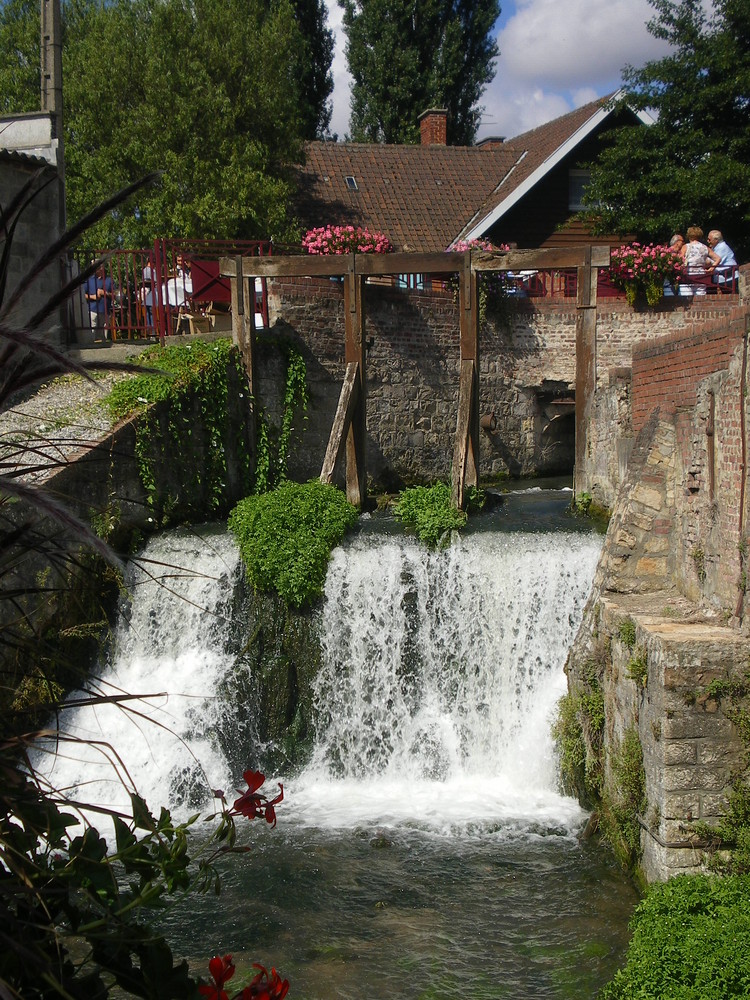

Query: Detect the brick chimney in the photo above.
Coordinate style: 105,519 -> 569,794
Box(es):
419,108 -> 448,146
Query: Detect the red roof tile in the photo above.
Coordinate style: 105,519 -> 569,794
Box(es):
295,93 -> 620,252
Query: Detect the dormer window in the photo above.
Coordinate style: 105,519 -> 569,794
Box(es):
345,175 -> 359,191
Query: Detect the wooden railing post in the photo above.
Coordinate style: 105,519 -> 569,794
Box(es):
344,255 -> 367,507
574,245 -> 599,495
452,252 -> 479,509
229,256 -> 257,457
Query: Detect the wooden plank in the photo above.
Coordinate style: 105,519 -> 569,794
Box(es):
473,246 -> 610,271
220,251 -> 467,280
221,255 -> 348,279
344,268 -> 367,506
320,361 -> 360,483
574,247 -> 598,494
352,252 -> 465,276
451,358 -> 476,510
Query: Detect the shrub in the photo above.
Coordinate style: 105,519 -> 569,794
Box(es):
393,482 -> 467,547
600,873 -> 750,999
228,480 -> 359,607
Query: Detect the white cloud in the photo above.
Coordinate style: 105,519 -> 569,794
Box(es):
325,0 -> 677,142
477,0 -> 674,139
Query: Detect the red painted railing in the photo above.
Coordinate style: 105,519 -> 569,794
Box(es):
71,238 -> 272,346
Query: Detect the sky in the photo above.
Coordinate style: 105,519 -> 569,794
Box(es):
324,0 -> 675,142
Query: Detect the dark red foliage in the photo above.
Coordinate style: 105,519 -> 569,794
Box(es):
241,964 -> 290,1000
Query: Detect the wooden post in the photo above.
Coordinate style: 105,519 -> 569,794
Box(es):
574,246 -> 598,495
229,256 -> 257,456
230,256 -> 256,398
344,255 -> 367,507
451,253 -> 479,509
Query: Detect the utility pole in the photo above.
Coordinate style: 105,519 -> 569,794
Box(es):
40,0 -> 66,231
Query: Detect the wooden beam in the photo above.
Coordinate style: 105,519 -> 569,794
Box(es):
344,265 -> 367,507
320,361 -> 360,484
220,251 -> 467,280
473,245 -> 611,271
574,246 -> 598,494
452,359 -> 477,510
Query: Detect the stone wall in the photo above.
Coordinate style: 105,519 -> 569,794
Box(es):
264,275 -> 747,491
566,285 -> 750,880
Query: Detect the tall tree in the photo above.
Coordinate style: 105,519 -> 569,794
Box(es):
290,0 -> 334,138
0,0 -> 39,113
341,0 -> 500,145
584,0 -> 750,257
0,0 -> 313,244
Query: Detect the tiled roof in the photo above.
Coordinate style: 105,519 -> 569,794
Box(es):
296,94 -> 619,251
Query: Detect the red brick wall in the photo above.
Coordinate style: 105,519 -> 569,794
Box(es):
631,307 -> 747,435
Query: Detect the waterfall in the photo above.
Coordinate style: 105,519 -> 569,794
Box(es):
34,516 -> 601,838
34,526 -> 244,817
285,528 -> 600,835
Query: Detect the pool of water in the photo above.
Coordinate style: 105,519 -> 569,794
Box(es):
161,823 -> 637,1000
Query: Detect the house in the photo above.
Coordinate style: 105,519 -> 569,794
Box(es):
296,91 -> 652,252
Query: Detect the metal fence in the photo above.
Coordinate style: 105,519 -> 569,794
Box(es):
70,237 -> 272,346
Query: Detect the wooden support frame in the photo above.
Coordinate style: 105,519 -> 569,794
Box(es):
220,245 -> 610,511
452,256 -> 479,509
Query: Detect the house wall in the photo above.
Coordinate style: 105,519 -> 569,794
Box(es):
0,152 -> 64,340
484,116 -> 635,250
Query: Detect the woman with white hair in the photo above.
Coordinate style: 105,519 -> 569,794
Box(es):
707,230 -> 738,289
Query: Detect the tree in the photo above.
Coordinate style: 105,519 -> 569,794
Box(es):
0,0 -> 39,113
341,0 -> 500,145
0,0 -> 326,245
63,0 -> 305,247
584,0 -> 750,258
290,0 -> 334,139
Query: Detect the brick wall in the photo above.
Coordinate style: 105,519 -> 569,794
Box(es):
631,308 -> 746,434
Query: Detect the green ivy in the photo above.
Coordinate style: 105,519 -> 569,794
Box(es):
254,347 -> 309,494
603,726 -> 647,866
393,482 -> 468,547
228,480 -> 359,607
102,340 -> 252,521
553,665 -> 605,806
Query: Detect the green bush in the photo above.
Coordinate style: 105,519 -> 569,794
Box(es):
393,482 -> 467,547
600,873 -> 750,999
228,480 -> 359,607
604,726 -> 646,865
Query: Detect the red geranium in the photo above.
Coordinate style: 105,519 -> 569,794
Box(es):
231,770 -> 284,827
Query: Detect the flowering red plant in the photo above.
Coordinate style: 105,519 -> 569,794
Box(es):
241,963 -> 290,999
200,957 -> 289,1000
231,769 -> 284,827
199,954 -> 236,1000
446,238 -> 512,314
302,225 -> 393,254
608,242 -> 682,306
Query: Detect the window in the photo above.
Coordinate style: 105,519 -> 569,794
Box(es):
345,175 -> 358,191
568,169 -> 591,211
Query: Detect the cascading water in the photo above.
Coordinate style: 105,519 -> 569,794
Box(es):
34,491 -> 639,998
285,528 -> 599,835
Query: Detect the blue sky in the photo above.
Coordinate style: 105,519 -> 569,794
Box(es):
325,0 -> 675,141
